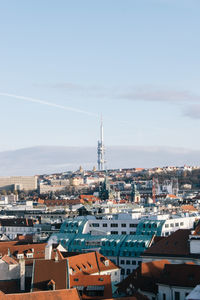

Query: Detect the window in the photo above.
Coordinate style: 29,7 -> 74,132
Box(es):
175,291 -> 180,300
165,224 -> 169,228
120,260 -> 125,264
126,260 -> 130,265
121,224 -> 126,227
92,223 -> 99,227
180,222 -> 184,226
130,231 -> 135,235
165,232 -> 169,236
175,223 -> 179,227
103,223 -> 107,227
111,231 -> 118,234
170,223 -> 174,227
121,269 -> 125,275
126,269 -> 131,275
130,224 -> 137,228
111,223 -> 118,227
122,231 -> 126,235
162,294 -> 166,300
132,261 -> 136,265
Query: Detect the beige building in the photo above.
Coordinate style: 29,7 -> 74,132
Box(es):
0,176 -> 37,191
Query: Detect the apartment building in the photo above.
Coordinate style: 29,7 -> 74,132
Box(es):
0,176 -> 37,191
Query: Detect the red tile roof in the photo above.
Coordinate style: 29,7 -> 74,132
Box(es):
0,242 -> 47,260
1,255 -> 18,265
181,205 -> 197,212
70,274 -> 112,299
0,289 -> 80,300
143,229 -> 191,257
68,251 -> 119,275
32,259 -> 67,292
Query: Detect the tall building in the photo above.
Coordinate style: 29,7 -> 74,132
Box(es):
97,117 -> 106,171
0,176 -> 37,191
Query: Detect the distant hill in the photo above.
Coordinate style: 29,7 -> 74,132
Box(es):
0,145 -> 199,176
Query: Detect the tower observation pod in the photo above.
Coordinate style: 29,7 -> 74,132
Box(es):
97,117 -> 106,171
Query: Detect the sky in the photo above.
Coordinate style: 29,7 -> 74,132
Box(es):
0,0 -> 200,159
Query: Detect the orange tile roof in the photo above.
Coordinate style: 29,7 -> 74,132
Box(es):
68,252 -> 119,275
70,274 -> 112,299
181,205 -> 197,212
167,194 -> 177,198
141,260 -> 170,278
0,289 -> 80,300
0,242 -> 47,260
143,229 -> 191,256
1,255 -> 18,265
32,259 -> 67,292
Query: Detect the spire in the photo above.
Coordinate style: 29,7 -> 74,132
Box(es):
97,115 -> 106,171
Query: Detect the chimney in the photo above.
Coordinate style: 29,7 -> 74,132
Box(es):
19,259 -> 25,291
8,248 -> 11,257
55,251 -> 59,262
45,244 -> 52,260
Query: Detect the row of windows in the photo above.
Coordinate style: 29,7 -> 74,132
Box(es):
121,264 -> 141,275
91,223 -> 138,228
110,231 -> 136,235
165,222 -> 184,228
120,259 -> 137,265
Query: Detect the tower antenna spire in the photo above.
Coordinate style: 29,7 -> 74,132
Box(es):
97,115 -> 106,171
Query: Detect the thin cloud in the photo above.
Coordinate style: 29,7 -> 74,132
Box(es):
0,92 -> 98,117
184,105 -> 200,119
43,82 -> 200,103
116,88 -> 200,103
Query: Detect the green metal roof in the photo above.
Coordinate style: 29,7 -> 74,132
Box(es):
136,219 -> 165,236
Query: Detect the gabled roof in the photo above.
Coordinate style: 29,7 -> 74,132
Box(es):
0,289 -> 80,300
0,242 -> 47,260
117,260 -> 171,295
143,229 -> 191,257
32,259 -> 67,291
181,205 -> 197,212
68,252 -> 119,275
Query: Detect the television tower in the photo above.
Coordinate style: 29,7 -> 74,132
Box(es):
97,117 -> 106,171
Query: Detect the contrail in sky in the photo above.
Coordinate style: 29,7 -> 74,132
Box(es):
0,92 -> 98,117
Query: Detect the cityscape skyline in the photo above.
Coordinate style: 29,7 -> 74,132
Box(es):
0,0 -> 200,160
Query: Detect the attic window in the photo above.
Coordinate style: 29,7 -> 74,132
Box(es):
88,262 -> 92,268
98,278 -> 104,281
74,278 -> 79,282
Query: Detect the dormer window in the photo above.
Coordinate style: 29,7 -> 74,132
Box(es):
17,254 -> 24,259
26,253 -> 33,258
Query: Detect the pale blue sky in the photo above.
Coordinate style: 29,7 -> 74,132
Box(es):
0,0 -> 200,152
